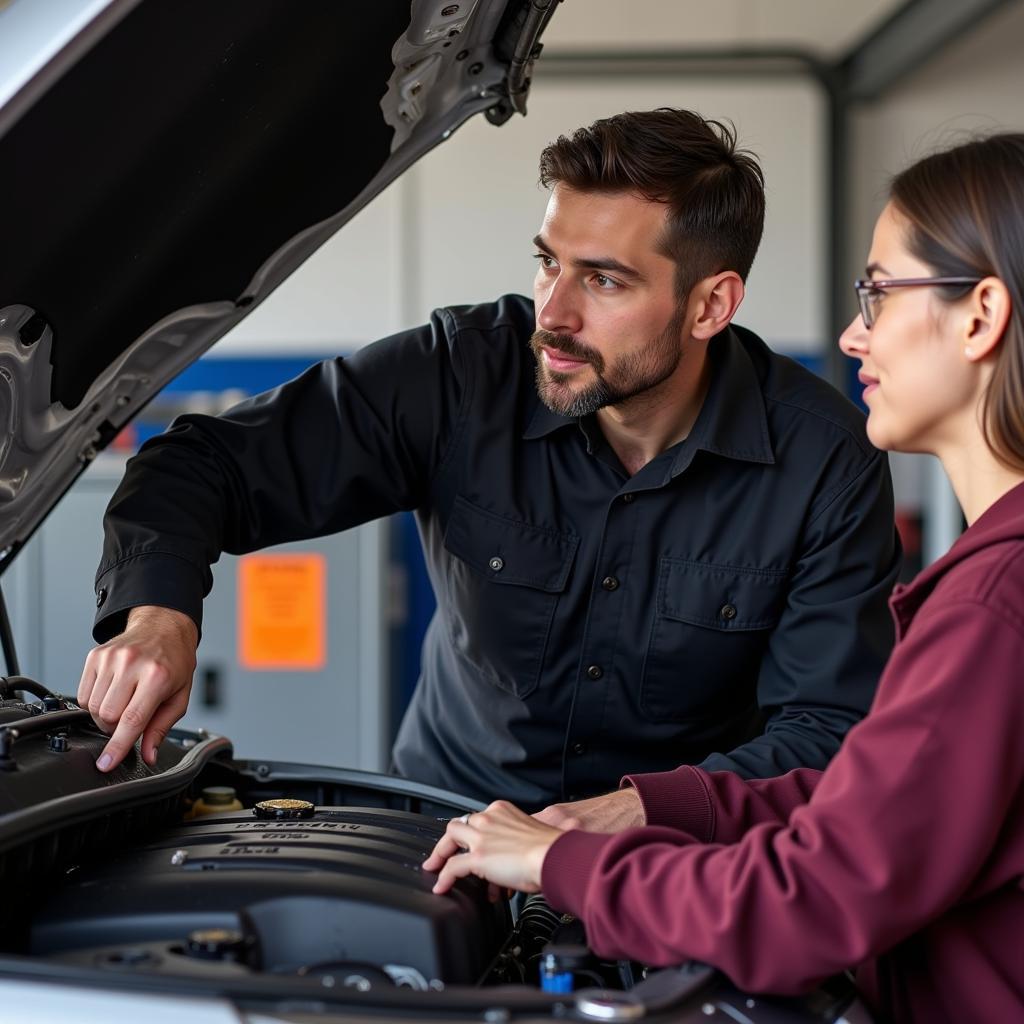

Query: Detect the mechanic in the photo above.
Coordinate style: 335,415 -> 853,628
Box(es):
425,133 -> 1024,1023
79,108 -> 900,822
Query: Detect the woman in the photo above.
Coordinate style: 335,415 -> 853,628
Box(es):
424,133 -> 1024,1023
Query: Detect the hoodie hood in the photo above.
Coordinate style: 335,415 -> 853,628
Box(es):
890,478 -> 1024,633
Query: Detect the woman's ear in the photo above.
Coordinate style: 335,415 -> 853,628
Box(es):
964,277 -> 1011,361
690,271 -> 745,341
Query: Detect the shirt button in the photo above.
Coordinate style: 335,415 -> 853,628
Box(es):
488,556 -> 504,572
96,587 -> 107,608
572,742 -> 586,756
622,493 -> 635,504
719,603 -> 737,621
601,576 -> 619,591
586,664 -> 603,680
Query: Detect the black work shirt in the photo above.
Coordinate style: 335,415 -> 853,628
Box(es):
95,294 -> 901,810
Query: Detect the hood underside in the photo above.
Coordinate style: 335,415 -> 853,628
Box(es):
0,0 -> 558,567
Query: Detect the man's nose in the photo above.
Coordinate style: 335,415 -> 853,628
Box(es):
536,274 -> 583,335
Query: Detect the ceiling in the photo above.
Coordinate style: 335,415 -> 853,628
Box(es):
542,0 -> 907,58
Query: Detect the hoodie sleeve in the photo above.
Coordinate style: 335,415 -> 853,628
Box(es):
622,764 -> 823,843
542,598 -> 1024,994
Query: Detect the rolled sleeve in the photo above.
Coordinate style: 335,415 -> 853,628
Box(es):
621,767 -> 715,839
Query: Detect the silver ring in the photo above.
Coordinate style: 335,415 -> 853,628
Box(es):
458,813 -> 471,825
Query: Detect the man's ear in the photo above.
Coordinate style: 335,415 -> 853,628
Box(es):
964,276 -> 1011,362
690,272 -> 745,341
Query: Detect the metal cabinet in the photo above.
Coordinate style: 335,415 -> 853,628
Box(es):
6,455 -> 388,770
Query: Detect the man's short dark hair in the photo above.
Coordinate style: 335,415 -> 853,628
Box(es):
538,108 -> 766,302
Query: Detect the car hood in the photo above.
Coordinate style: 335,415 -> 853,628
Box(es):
0,0 -> 559,570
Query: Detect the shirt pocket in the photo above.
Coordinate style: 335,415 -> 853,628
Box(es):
639,557 -> 789,723
443,495 -> 578,699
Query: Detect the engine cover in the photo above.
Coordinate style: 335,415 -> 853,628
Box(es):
29,802 -> 508,988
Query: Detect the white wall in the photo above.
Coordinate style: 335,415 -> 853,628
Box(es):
208,180 -> 412,353
847,0 -> 1024,556
208,0 -> 936,359
218,73 -> 827,359
849,1 -> 1024,293
525,0 -> 896,55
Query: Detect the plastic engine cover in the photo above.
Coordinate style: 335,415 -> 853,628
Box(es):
30,803 -> 510,988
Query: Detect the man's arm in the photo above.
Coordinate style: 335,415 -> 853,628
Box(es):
533,787 -> 645,832
84,311 -> 470,768
701,447 -> 901,778
94,320 -> 465,642
533,764 -> 823,836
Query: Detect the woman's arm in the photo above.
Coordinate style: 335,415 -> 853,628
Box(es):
540,600 -> 1024,992
427,599 -> 1024,994
623,762 -> 825,844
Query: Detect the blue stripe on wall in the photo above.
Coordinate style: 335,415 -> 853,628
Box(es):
160,355 -> 327,395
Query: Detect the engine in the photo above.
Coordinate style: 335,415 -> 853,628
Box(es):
30,798 -> 507,989
0,687 -> 868,1022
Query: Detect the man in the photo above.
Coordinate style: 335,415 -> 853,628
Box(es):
79,109 -> 900,828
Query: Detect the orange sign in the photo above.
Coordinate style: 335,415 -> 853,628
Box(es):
237,553 -> 326,670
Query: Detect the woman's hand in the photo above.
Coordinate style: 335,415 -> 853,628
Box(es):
423,800 -> 563,897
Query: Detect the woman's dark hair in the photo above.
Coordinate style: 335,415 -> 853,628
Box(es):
538,108 -> 765,303
890,134 -> 1024,470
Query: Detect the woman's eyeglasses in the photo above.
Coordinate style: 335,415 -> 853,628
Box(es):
854,277 -> 981,329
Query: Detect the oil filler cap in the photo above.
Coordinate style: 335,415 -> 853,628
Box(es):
253,798 -> 316,820
185,927 -> 250,962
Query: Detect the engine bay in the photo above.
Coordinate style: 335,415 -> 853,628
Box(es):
0,684 -> 868,1022
31,800 -> 508,989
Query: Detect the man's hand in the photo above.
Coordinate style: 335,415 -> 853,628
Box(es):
77,605 -> 199,772
424,800 -> 562,897
533,786 -> 645,833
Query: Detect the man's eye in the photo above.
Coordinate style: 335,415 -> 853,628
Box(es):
593,274 -> 619,290
532,253 -> 556,269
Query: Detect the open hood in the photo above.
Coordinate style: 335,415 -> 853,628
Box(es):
0,0 -> 560,570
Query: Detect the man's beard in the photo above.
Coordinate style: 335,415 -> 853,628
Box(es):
530,308 -> 686,418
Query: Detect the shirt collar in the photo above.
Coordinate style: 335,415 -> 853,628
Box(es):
676,325 -> 774,474
523,398 -> 575,440
522,326 -> 775,472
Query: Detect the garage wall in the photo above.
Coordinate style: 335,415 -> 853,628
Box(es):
409,76 -> 826,353
214,0 -> 1024,367
848,1 -> 1024,280
847,0 -> 1024,561
217,75 -> 827,361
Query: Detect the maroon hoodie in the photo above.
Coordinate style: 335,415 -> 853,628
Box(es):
542,481 -> 1024,1023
